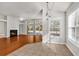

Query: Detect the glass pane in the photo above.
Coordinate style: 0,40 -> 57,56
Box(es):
27,19 -> 42,35
27,20 -> 34,34
35,19 -> 42,35
50,20 -> 60,36
68,12 -> 76,39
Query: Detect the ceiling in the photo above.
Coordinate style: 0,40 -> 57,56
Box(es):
51,2 -> 71,12
0,2 -> 42,17
0,2 -> 71,18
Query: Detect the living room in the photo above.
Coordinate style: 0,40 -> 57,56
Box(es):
0,2 -> 79,56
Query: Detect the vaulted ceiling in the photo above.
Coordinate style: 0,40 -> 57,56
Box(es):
0,2 -> 72,18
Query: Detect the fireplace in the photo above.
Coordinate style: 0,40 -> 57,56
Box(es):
10,30 -> 17,37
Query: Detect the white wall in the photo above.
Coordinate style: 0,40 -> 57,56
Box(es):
7,16 -> 19,37
66,2 -> 79,56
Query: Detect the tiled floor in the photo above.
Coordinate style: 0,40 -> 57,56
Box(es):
7,43 -> 73,56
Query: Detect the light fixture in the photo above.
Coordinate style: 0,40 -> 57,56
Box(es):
46,2 -> 52,18
20,18 -> 24,21
46,2 -> 49,20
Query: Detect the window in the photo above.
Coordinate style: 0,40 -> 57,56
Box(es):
68,8 -> 79,42
50,19 -> 60,36
27,19 -> 42,35
68,12 -> 76,40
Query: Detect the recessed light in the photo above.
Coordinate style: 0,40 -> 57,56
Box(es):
20,18 -> 24,21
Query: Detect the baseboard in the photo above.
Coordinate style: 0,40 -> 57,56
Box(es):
65,43 -> 75,56
42,41 -> 66,45
0,34 -> 8,38
50,42 -> 66,44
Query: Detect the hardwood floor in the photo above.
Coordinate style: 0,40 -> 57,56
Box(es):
0,35 -> 42,56
0,35 -> 73,56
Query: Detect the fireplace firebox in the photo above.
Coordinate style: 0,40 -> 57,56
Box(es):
10,30 -> 17,37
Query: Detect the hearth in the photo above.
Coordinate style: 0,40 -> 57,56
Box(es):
10,30 -> 17,37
